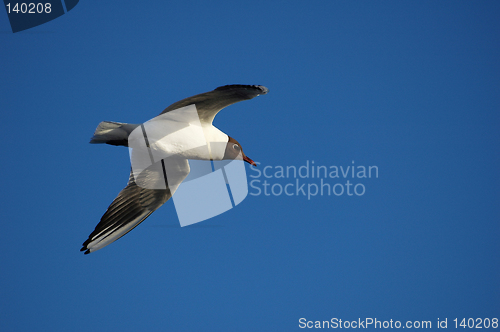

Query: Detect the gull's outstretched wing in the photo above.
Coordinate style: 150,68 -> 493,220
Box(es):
81,157 -> 189,254
160,84 -> 268,125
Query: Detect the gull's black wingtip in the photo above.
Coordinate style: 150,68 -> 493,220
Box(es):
215,84 -> 269,95
80,244 -> 90,254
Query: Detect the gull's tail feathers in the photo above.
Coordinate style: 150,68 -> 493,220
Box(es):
90,121 -> 140,147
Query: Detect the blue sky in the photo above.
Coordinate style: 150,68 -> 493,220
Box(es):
1,1 -> 499,331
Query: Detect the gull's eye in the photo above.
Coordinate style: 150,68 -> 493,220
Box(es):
233,144 -> 241,151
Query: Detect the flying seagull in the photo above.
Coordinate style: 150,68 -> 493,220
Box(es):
81,84 -> 268,254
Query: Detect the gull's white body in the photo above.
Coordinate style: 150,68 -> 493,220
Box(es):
144,122 -> 229,161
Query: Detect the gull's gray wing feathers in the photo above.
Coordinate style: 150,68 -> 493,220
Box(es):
160,84 -> 268,124
81,157 -> 189,254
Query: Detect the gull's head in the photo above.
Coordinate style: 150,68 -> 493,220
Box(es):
223,136 -> 256,166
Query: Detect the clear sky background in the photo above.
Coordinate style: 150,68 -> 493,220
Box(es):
1,1 -> 499,331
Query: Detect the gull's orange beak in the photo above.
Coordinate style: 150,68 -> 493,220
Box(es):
243,155 -> 257,167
